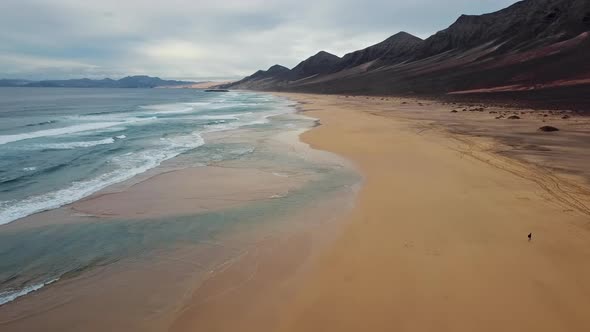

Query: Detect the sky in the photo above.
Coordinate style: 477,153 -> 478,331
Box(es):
0,0 -> 519,81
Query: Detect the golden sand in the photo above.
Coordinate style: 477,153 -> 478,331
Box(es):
273,94 -> 590,332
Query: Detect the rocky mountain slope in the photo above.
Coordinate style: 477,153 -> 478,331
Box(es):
288,51 -> 341,81
335,32 -> 423,71
225,0 -> 590,109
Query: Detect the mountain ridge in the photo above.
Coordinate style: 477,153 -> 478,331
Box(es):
0,75 -> 196,88
336,32 -> 423,71
288,51 -> 342,81
225,0 -> 590,109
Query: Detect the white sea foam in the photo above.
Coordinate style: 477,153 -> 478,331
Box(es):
154,107 -> 194,114
196,112 -> 253,120
0,278 -> 59,306
202,113 -> 275,132
159,132 -> 205,149
272,172 -> 290,177
183,102 -> 211,107
140,102 -> 210,115
0,95 -> 294,225
0,117 -> 152,145
22,167 -> 37,172
0,133 -> 204,225
37,137 -> 116,150
0,122 -> 121,145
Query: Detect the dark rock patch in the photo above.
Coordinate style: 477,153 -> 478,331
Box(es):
538,126 -> 559,132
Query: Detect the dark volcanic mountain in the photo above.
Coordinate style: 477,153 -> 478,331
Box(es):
224,65 -> 290,90
219,52 -> 342,90
288,51 -> 341,81
337,32 -> 423,70
1,76 -> 195,88
417,0 -> 590,58
258,65 -> 291,78
227,0 -> 590,109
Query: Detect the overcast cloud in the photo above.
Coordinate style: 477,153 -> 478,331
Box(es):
0,0 -> 518,80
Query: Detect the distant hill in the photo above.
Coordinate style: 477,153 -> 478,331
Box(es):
0,79 -> 32,87
0,76 -> 196,88
226,0 -> 590,109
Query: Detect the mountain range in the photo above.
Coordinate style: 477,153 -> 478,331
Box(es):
0,76 -> 196,88
224,0 -> 590,109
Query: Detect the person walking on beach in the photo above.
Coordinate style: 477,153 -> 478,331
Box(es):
528,233 -> 532,241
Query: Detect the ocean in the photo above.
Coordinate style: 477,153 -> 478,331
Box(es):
0,88 -> 290,225
0,88 -> 358,314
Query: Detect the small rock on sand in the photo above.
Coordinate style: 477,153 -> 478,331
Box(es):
538,126 -> 559,132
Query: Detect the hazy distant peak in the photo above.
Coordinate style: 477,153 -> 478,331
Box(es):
3,75 -> 195,88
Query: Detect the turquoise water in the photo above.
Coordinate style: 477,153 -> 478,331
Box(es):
0,88 -> 291,225
0,88 -> 358,307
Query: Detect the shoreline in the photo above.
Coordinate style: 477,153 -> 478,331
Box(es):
0,96 -> 362,332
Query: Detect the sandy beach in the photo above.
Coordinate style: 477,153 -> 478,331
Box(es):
0,103 -> 359,332
3,0 -> 590,330
3,92 -> 590,332
272,94 -> 590,332
157,93 -> 590,331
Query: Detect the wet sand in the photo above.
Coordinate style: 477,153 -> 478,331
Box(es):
273,94 -> 590,332
71,166 -> 305,219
